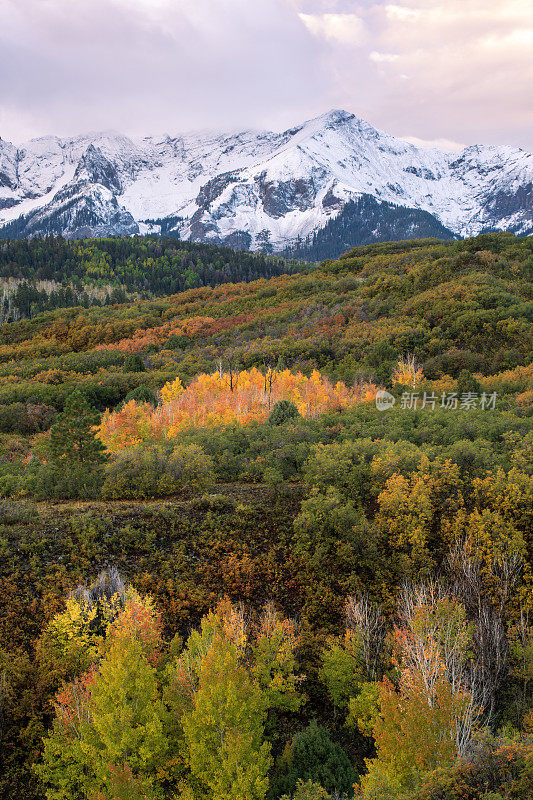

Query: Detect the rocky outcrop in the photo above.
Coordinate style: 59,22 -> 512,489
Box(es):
74,144 -> 123,193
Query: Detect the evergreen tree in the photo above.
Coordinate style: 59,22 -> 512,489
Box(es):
49,390 -> 106,466
274,720 -> 356,799
31,390 -> 107,498
124,354 -> 146,373
268,400 -> 300,426
457,369 -> 482,396
124,385 -> 158,407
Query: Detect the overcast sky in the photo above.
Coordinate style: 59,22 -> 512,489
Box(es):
1,0 -> 532,150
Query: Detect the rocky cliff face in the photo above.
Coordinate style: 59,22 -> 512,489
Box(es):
0,110 -> 531,253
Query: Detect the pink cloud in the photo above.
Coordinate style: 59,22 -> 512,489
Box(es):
0,0 -> 531,149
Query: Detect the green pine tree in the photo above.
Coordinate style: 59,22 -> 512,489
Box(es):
31,390 -> 107,499
49,390 -> 107,466
274,720 -> 356,799
124,354 -> 146,373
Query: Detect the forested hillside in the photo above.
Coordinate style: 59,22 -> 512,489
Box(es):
0,232 -> 531,800
0,236 -> 304,320
283,197 -> 456,261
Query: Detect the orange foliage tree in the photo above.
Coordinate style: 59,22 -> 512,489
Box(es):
96,399 -> 153,453
98,368 -> 377,454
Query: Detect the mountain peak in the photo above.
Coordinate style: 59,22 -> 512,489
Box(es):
321,108 -> 357,124
0,111 -> 531,248
298,108 -> 358,132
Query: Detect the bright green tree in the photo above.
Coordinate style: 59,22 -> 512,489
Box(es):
252,605 -> 304,716
37,601 -> 170,800
89,637 -> 169,790
181,631 -> 272,800
319,632 -> 365,712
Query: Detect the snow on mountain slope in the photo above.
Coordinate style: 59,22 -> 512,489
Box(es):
0,110 -> 531,251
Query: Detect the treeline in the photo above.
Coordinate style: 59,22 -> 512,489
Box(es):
0,279 -> 129,322
0,235 -> 306,317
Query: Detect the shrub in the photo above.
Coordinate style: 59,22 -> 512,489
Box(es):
123,354 -> 145,373
456,369 -> 482,396
101,443 -> 214,499
159,444 -> 214,495
101,446 -> 167,499
303,440 -> 377,499
0,403 -> 55,434
0,474 -> 20,498
165,335 -> 189,350
26,461 -> 106,500
0,403 -> 30,434
124,385 -> 157,407
0,499 -> 38,524
268,400 -> 301,425
190,493 -> 236,512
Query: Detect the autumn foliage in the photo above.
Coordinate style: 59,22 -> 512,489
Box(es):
97,368 -> 377,453
0,234 -> 532,800
392,355 -> 424,389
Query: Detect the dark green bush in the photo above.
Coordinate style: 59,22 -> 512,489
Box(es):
101,443 -> 214,499
123,354 -> 146,373
101,446 -> 167,499
273,720 -> 357,799
165,335 -> 190,350
456,369 -> 482,396
268,400 -> 301,426
123,385 -> 157,407
159,444 -> 215,495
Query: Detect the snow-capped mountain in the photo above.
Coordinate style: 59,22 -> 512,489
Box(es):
0,110 -> 531,254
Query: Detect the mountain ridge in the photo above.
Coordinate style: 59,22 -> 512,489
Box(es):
0,109 -> 531,256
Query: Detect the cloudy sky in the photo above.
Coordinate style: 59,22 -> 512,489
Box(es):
1,0 -> 532,150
